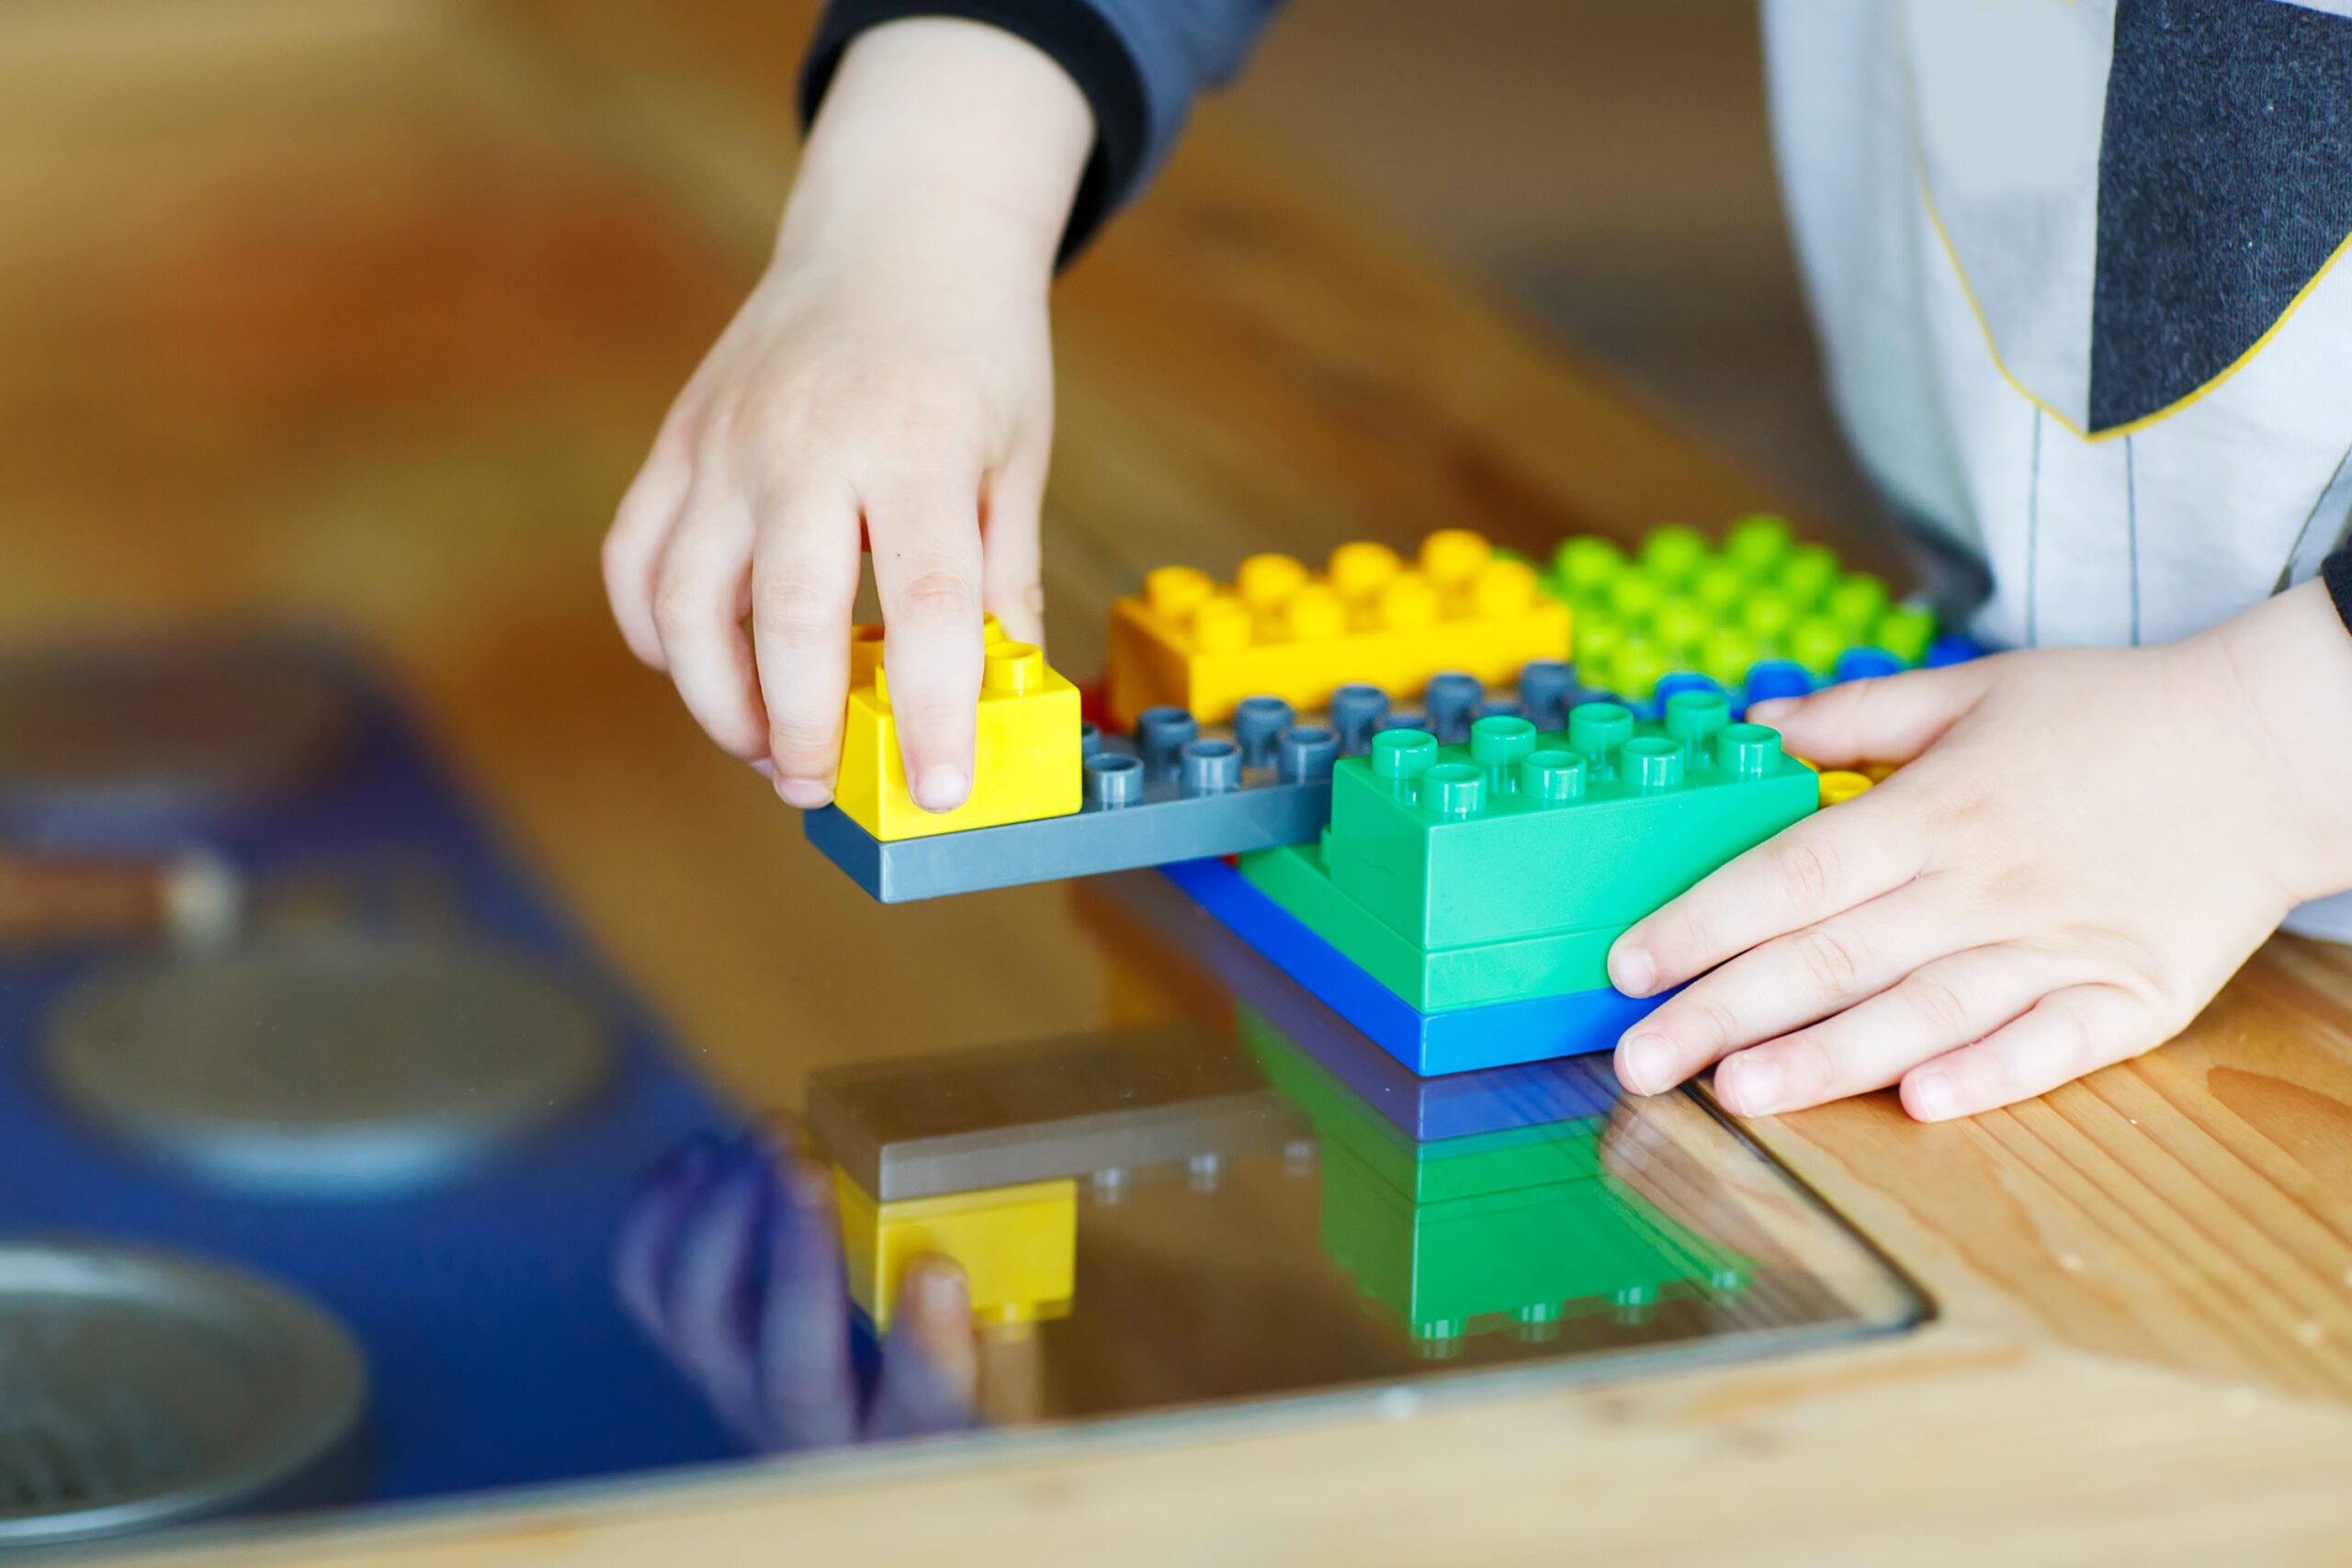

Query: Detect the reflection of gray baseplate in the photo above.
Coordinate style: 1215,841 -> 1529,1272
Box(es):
806,1022 -> 1305,1201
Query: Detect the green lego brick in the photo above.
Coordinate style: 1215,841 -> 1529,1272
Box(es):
1535,517 -> 1938,698
1238,1006 -> 1605,1201
1238,839 -> 1626,1010
1325,702 -> 1816,949
1318,1140 -> 1749,1340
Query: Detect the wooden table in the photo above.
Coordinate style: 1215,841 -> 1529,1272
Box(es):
7,2 -> 2352,1560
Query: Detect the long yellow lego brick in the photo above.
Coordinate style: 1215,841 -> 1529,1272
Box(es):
831,1167 -> 1077,1330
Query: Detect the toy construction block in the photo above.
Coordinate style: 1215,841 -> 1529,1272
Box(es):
836,616 -> 1081,840
1539,516 -> 1962,710
1162,855 -> 1663,1076
1242,838 -> 1621,1010
806,1022 -> 1301,1202
1106,530 -> 1571,728
806,699 -> 1337,901
1326,698 -> 1815,949
1070,869 -> 1625,1142
832,1168 -> 1076,1331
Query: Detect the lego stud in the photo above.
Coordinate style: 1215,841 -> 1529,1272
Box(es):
1663,687 -> 1731,761
1516,660 -> 1574,728
981,612 -> 1009,645
1179,738 -> 1242,795
1700,627 -> 1759,690
1375,571 -> 1438,630
1622,737 -> 1685,794
1283,584 -> 1346,641
1329,540 -> 1401,599
1419,529 -> 1490,586
1469,558 -> 1537,617
1238,553 -> 1307,608
1725,513 -> 1793,575
1740,587 -> 1797,647
1818,769 -> 1872,807
1925,633 -> 1983,668
1521,750 -> 1585,804
1192,595 -> 1253,653
1826,572 -> 1889,637
1606,571 -> 1663,621
1469,716 -> 1537,784
1080,721 -> 1102,759
1421,761 -> 1485,818
1567,702 -> 1633,776
1715,721 -> 1784,780
1137,706 -> 1199,780
1743,660 -> 1813,706
871,663 -> 892,708
1553,536 -> 1624,598
1640,524 -> 1708,584
1424,671 -> 1484,742
1833,647 -> 1904,683
1083,751 -> 1143,807
1778,543 -> 1840,608
1614,639 -> 1670,703
1146,565 -> 1213,619
1788,615 -> 1847,676
1877,604 -> 1938,663
1652,600 -> 1710,656
1232,695 -> 1295,766
982,641 -> 1045,694
1330,682 -> 1391,755
1371,728 -> 1437,798
1276,725 -> 1339,783
1691,560 -> 1746,615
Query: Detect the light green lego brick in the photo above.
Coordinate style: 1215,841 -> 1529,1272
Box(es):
1326,706 -> 1817,949
1318,1141 -> 1748,1337
1238,840 -> 1625,1010
1237,1009 -> 1605,1202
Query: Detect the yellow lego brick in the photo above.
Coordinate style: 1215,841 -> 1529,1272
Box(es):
834,615 -> 1082,841
832,1168 -> 1077,1330
1105,530 -> 1571,727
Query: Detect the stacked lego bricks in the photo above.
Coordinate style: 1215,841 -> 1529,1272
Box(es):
1171,684 -> 1816,1075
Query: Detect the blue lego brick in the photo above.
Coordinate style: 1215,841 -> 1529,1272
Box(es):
1159,857 -> 1665,1076
804,706 -> 1336,902
1077,870 -> 1630,1142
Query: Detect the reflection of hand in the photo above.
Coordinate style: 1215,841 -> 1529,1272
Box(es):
1597,1091 -> 1802,1272
615,1131 -> 977,1450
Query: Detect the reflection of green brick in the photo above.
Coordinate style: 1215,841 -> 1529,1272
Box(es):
1239,839 -> 1623,1010
1320,1142 -> 1746,1340
1326,704 -> 1815,949
1238,1009 -> 1602,1200
1535,517 -> 1938,697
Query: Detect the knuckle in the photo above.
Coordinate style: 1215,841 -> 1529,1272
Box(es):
651,581 -> 713,641
752,572 -> 848,645
1907,973 -> 1975,1040
763,716 -> 841,766
1793,925 -> 1869,996
1770,835 -> 1839,909
886,563 -> 979,628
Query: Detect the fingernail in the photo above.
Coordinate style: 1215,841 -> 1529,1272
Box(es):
1722,1054 -> 1781,1116
1747,698 -> 1795,722
1611,946 -> 1657,998
1617,1031 -> 1671,1096
750,758 -> 778,781
775,776 -> 832,809
912,764 -> 969,813
911,1258 -> 967,1314
1906,1067 -> 1959,1122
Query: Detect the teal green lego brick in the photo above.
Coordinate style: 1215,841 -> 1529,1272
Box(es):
1318,1140 -> 1749,1337
1325,706 -> 1817,949
1238,1009 -> 1603,1201
1238,839 -> 1623,1010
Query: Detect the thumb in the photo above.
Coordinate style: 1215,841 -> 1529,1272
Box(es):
1746,656 -> 1998,768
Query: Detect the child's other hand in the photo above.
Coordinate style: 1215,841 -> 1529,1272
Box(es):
601,20 -> 1092,811
1609,580 -> 2352,1122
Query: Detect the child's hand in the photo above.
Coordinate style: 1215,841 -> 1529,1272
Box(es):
601,20 -> 1092,811
1609,580 -> 2352,1122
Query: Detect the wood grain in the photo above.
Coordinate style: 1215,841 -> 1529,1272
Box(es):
7,0 -> 2352,1559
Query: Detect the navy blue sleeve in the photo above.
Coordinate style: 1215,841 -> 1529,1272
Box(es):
797,0 -> 1286,262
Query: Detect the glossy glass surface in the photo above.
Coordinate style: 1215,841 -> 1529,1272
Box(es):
0,645 -> 1925,1559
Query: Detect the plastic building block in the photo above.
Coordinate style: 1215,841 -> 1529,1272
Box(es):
1106,531 -> 1572,727
1539,517 -> 1946,706
1241,839 -> 1622,1009
1817,769 -> 1872,807
1161,855 -> 1665,1076
1071,868 -> 1632,1142
836,617 -> 1081,840
1326,702 -> 1815,948
1318,1140 -> 1748,1346
1240,1010 -> 1605,1201
806,1023 -> 1299,1201
832,1168 -> 1077,1330
804,702 -> 1337,901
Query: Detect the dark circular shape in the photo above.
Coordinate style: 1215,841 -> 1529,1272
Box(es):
0,644 -> 356,814
0,1240 -> 366,1548
46,941 -> 609,1197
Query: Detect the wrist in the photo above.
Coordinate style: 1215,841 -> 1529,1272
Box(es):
780,17 -> 1093,291
2204,580 -> 2352,900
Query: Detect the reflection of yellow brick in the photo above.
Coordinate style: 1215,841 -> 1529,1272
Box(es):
832,1168 -> 1077,1330
834,615 -> 1081,841
1106,531 -> 1571,727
